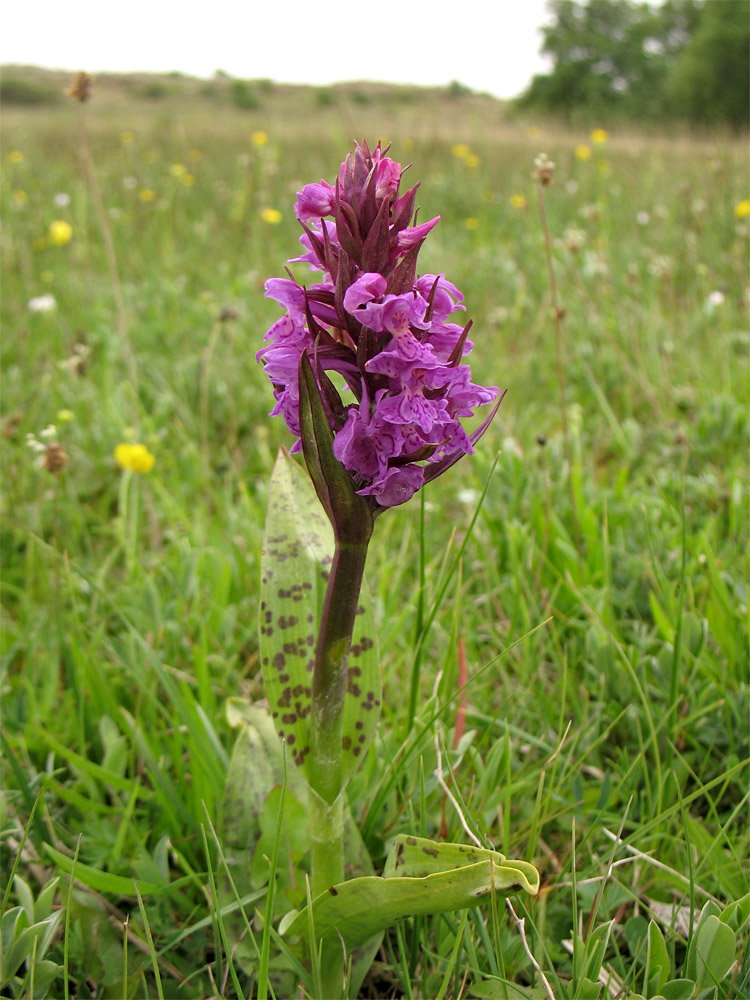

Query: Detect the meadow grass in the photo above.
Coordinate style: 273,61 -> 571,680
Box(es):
1,74 -> 748,998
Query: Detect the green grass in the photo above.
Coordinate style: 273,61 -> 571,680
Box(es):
1,69 -> 748,998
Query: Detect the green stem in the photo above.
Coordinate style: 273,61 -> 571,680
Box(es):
309,539 -> 369,808
297,350 -> 374,994
309,790 -> 344,898
308,537 -> 369,998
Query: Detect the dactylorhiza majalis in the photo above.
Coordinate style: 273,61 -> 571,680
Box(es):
250,141 -> 535,996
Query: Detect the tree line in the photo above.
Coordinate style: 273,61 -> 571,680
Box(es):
517,0 -> 749,127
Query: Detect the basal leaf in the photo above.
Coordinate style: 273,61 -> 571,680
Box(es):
259,449 -> 380,789
218,700 -> 381,996
383,835 -> 538,882
280,835 -> 539,951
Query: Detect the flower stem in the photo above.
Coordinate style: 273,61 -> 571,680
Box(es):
76,102 -> 139,398
308,536 -> 370,998
536,179 -> 583,569
309,539 -> 370,810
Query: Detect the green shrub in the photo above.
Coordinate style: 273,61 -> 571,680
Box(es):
230,79 -> 259,110
0,75 -> 60,105
138,81 -> 172,100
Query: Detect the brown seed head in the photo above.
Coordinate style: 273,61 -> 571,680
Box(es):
533,153 -> 555,187
42,442 -> 68,474
66,72 -> 93,102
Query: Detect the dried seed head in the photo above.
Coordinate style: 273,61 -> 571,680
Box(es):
42,442 -> 68,474
66,72 -> 93,103
564,227 -> 586,254
533,153 -> 555,187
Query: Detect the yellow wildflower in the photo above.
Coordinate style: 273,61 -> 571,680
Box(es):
526,126 -> 540,139
179,173 -> 196,187
170,163 -> 187,178
734,199 -> 750,219
12,189 -> 28,204
143,150 -> 157,163
48,220 -> 73,246
576,145 -> 592,161
251,130 -> 269,147
120,130 -> 134,144
138,188 -> 156,202
591,128 -> 608,144
510,194 -> 527,210
465,217 -> 479,230
8,150 -> 24,163
465,154 -> 480,168
188,148 -> 202,162
57,409 -> 75,423
260,208 -> 282,224
451,143 -> 470,159
114,442 -> 155,473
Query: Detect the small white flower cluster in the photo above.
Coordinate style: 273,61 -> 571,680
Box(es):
28,293 -> 57,313
705,290 -> 726,314
26,424 -> 58,453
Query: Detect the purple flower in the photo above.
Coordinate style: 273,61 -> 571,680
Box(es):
397,216 -> 440,253
257,140 -> 501,509
294,180 -> 336,221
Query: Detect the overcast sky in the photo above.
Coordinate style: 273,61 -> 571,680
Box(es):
1,0 -> 553,99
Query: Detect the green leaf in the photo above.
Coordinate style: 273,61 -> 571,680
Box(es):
43,846 -> 164,897
12,876 -> 34,924
624,914 -> 648,960
648,591 -> 674,643
382,836 -> 538,885
692,914 -> 736,990
1,907 -> 28,984
574,977 -> 603,1000
660,979 -> 695,1000
582,920 -> 613,981
645,919 -> 670,996
721,891 -> 750,934
20,958 -> 61,998
259,449 -> 380,789
218,700 -> 381,997
297,351 -> 374,544
280,835 -> 539,952
0,911 -> 63,986
34,878 -> 61,924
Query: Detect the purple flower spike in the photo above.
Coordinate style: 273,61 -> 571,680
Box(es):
258,139 -> 501,511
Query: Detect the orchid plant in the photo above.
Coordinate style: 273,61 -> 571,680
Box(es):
220,141 -> 539,997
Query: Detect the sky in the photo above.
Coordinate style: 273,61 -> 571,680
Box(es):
0,0 -> 553,100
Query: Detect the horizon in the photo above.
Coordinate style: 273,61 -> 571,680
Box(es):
0,0 -> 553,101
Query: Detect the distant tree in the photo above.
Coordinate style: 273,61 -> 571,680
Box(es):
667,0 -> 750,128
516,0 -> 708,122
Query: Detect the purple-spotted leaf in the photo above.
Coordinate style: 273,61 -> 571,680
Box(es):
260,449 -> 381,789
279,835 -> 540,951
